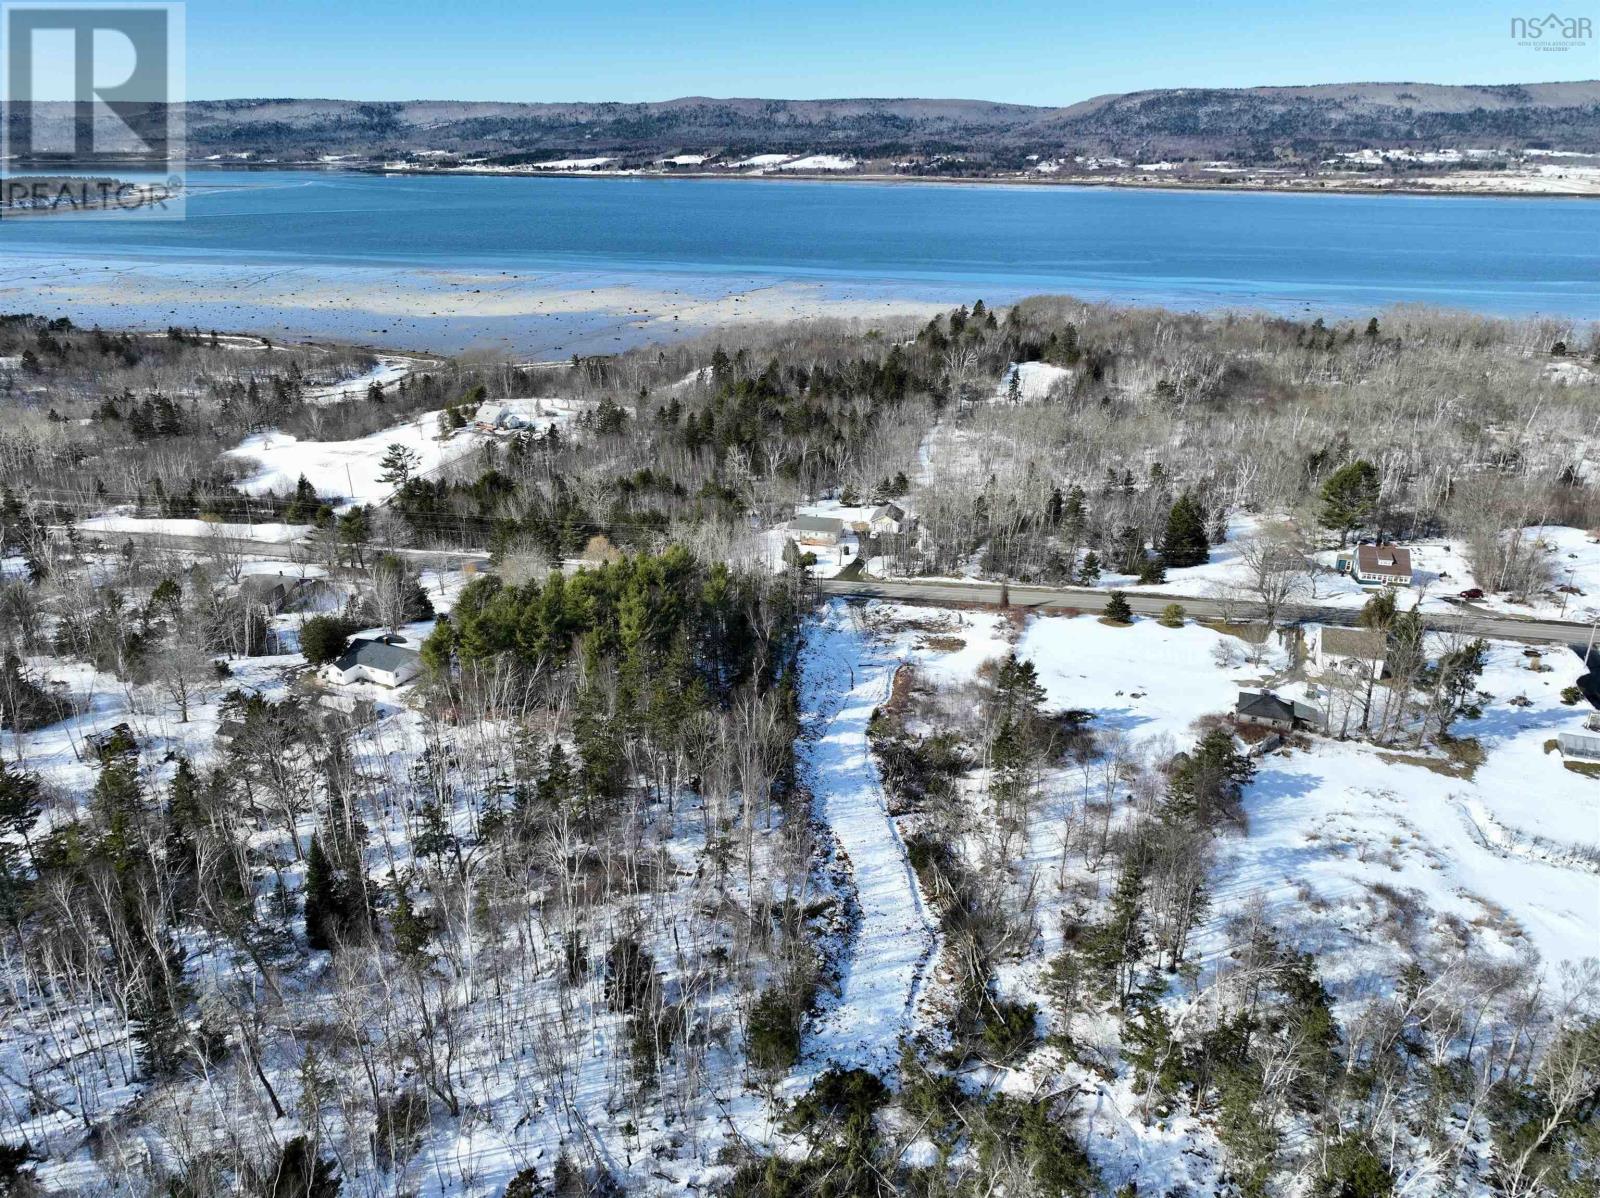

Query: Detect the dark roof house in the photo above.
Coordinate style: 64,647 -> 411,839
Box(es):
324,636 -> 422,686
1353,544 -> 1413,585
1235,690 -> 1323,732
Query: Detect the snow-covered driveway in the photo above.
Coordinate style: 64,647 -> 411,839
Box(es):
799,601 -> 937,1072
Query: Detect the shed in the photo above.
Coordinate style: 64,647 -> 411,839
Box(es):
869,502 -> 916,536
1557,730 -> 1600,760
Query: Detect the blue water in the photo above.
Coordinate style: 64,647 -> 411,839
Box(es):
1,170 -> 1596,352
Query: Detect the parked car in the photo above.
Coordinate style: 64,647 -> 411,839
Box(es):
1458,587 -> 1485,600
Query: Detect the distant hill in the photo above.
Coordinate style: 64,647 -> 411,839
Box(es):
1027,82 -> 1600,157
13,81 -> 1600,168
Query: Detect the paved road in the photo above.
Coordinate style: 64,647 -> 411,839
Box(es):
817,576 -> 1598,648
66,526 -> 1597,648
67,527 -> 490,569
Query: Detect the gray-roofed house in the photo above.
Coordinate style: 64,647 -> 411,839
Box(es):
789,514 -> 844,546
1313,625 -> 1389,682
238,574 -> 341,615
323,636 -> 421,688
1235,690 -> 1323,733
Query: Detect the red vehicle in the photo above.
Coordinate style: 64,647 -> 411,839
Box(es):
1458,588 -> 1485,600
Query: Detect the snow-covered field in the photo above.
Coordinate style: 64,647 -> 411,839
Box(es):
226,411 -> 480,507
774,155 -> 857,172
930,604 -> 1598,976
994,360 -> 1073,402
77,514 -> 311,543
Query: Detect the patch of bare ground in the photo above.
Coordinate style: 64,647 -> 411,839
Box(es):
1377,736 -> 1486,780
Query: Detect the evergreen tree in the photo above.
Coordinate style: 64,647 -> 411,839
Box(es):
1167,729 -> 1255,826
1319,460 -> 1381,546
1082,857 -> 1147,1003
1161,491 -> 1210,568
303,833 -> 360,951
378,443 -> 421,487
299,615 -> 359,665
1104,590 -> 1133,623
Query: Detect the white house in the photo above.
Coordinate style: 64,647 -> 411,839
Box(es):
472,399 -> 554,432
869,502 -> 916,537
323,637 -> 421,688
1350,543 -> 1413,587
789,515 -> 844,546
1313,626 -> 1388,682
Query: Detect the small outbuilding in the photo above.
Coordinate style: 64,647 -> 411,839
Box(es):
1557,729 -> 1600,760
237,574 -> 293,614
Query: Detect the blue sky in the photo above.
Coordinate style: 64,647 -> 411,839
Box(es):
183,0 -> 1600,102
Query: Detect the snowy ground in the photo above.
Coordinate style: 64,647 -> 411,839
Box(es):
1018,610 -> 1598,973
78,513 -> 311,543
225,410 -> 482,507
6,586 -> 1596,1194
773,155 -> 857,172
798,604 -> 940,1071
302,354 -> 420,405
840,600 -> 1598,1192
993,360 -> 1073,402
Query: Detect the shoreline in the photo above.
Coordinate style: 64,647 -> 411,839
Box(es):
183,160 -> 1600,201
